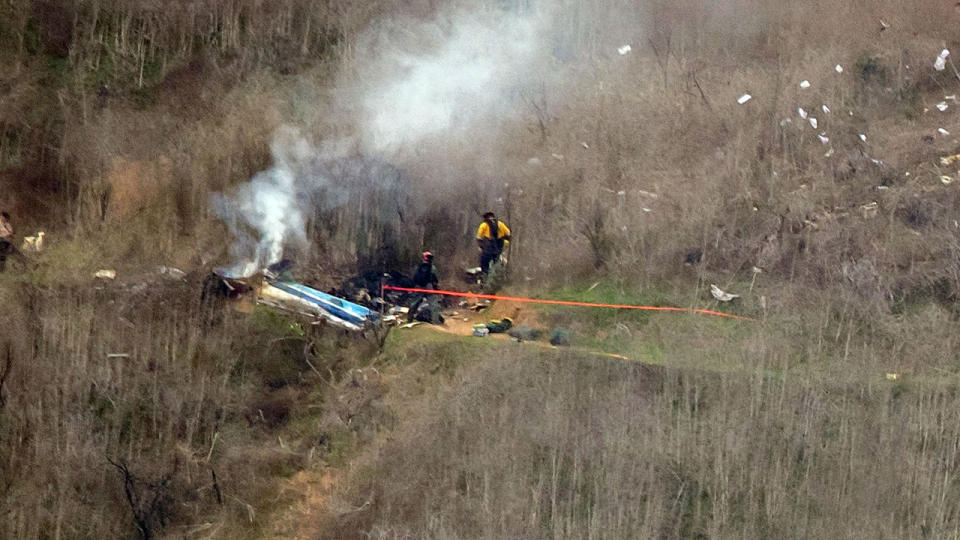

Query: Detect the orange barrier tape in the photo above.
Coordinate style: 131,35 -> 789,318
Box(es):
382,286 -> 758,322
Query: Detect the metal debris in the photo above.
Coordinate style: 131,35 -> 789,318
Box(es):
737,94 -> 752,104
800,80 -> 811,89
710,284 -> 739,302
94,269 -> 117,280
936,49 -> 950,71
859,201 -> 879,219
940,153 -> 960,166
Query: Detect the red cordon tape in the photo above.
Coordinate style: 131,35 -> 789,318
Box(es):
382,286 -> 758,322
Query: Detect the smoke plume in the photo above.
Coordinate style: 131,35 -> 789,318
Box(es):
214,5 -> 551,276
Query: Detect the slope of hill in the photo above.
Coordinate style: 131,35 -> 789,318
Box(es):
4,0 -> 960,537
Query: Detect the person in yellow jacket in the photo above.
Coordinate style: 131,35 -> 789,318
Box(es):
476,211 -> 511,276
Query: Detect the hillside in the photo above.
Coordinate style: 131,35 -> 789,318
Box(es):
3,0 -> 960,538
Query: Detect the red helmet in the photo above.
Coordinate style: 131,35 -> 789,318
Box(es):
422,251 -> 433,261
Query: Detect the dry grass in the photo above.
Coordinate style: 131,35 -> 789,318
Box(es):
3,0 -> 960,537
327,341 -> 960,539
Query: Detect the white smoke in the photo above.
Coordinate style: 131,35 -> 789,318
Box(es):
212,128 -> 316,277
357,10 -> 544,153
214,5 -> 550,276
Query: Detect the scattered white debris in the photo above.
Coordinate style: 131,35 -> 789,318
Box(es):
527,157 -> 541,166
937,102 -> 949,112
822,105 -> 831,114
859,134 -> 868,142
825,148 -> 835,157
835,64 -> 844,74
737,93 -> 752,104
21,231 -> 45,252
618,44 -> 632,55
551,153 -> 564,160
886,373 -> 898,381
879,19 -> 890,30
780,118 -> 792,126
798,107 -> 808,119
939,128 -> 951,136
617,190 -> 626,196
947,95 -> 958,102
809,117 -> 818,129
158,266 -> 186,280
905,172 -> 910,176
800,80 -> 811,89
106,353 -> 130,359
641,207 -> 652,213
818,133 -> 830,144
859,201 -> 879,219
581,141 -> 589,149
710,284 -> 739,303
94,269 -> 117,280
935,49 -> 950,71
877,185 -> 890,190
636,190 -> 659,199
941,175 -> 954,185
871,158 -> 884,166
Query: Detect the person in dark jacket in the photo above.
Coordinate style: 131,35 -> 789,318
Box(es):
408,251 -> 442,323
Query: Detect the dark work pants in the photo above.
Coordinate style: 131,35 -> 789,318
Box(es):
480,252 -> 501,275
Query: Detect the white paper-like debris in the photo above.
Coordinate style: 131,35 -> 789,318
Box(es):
809,117 -> 818,129
818,133 -> 830,144
798,108 -> 808,119
941,175 -> 954,185
641,207 -> 652,213
835,64 -> 844,74
800,80 -> 811,89
618,44 -> 632,55
877,186 -> 889,190
905,172 -> 910,176
859,134 -> 868,142
825,148 -> 835,157
822,105 -> 831,114
737,94 -> 752,104
871,158 -> 884,166
581,141 -> 589,149
710,284 -> 739,302
939,128 -> 951,135
937,102 -> 949,112
551,153 -> 564,160
935,49 -> 950,71
947,95 -> 958,102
